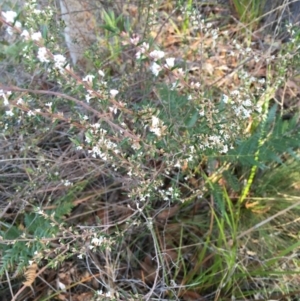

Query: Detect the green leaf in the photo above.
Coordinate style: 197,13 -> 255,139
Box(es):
185,110 -> 199,128
222,170 -> 241,192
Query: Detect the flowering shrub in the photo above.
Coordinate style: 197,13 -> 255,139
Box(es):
1,1 -> 300,300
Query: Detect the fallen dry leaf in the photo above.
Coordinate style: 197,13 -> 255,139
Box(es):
140,255 -> 158,283
180,290 -> 208,301
155,205 -> 180,222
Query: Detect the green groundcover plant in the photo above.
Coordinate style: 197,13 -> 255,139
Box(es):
1,1 -> 300,300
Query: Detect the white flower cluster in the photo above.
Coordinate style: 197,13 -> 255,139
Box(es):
1,10 -> 22,36
149,116 -> 166,137
0,89 -> 11,106
135,42 -> 149,59
35,45 -> 70,74
82,72 -> 113,103
89,234 -> 114,251
158,186 -> 181,201
1,13 -> 71,73
62,179 -> 73,187
149,50 -> 176,76
96,290 -> 112,298
82,74 -> 95,83
128,178 -> 164,203
53,54 -> 67,72
227,87 -> 256,120
2,11 -> 18,23
85,128 -> 120,161
37,47 -> 49,63
135,41 -> 176,76
0,90 -> 14,117
149,50 -> 165,61
91,236 -> 104,247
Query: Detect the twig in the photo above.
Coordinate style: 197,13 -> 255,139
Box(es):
140,211 -> 161,301
5,269 -> 14,300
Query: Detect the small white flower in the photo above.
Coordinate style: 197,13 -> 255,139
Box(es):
230,90 -> 239,96
85,93 -> 93,103
20,29 -> 30,40
62,179 -> 73,187
199,110 -> 205,116
6,110 -> 14,116
57,280 -> 66,292
45,102 -> 52,107
82,74 -> 95,84
110,89 -> 119,97
242,99 -> 252,107
255,106 -> 262,113
53,54 -> 66,70
130,35 -> 140,45
150,62 -> 162,76
0,90 -> 11,106
6,27 -> 14,36
151,127 -> 162,136
221,145 -> 228,153
33,9 -> 42,14
109,106 -> 118,114
17,98 -> 24,105
96,290 -> 103,296
194,82 -> 201,88
37,47 -> 50,63
141,42 -> 149,51
132,141 -> 141,150
98,69 -> 105,77
151,116 -> 160,127
31,31 -> 42,41
91,237 -> 103,246
91,123 -> 101,129
222,94 -> 229,104
242,108 -> 251,119
27,110 -> 35,117
149,50 -> 165,61
135,51 -> 142,59
14,21 -> 22,29
150,116 -> 164,137
136,42 -> 149,59
165,57 -> 175,69
2,11 -> 17,23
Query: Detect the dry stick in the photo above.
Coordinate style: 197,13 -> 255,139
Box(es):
0,201 -> 14,219
5,269 -> 14,299
140,212 -> 161,301
103,194 -> 116,297
0,85 -> 140,141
